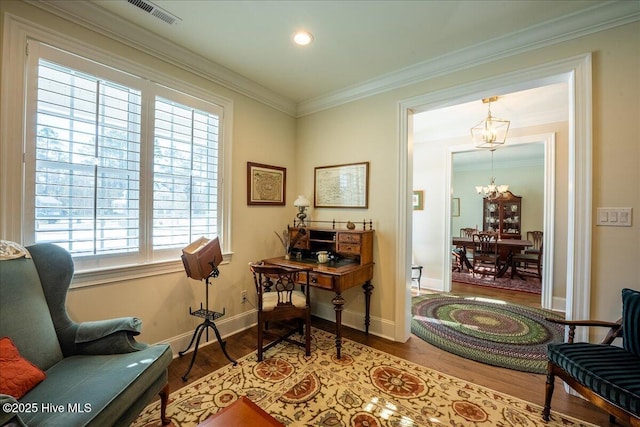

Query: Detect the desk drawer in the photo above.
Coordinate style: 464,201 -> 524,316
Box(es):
338,233 -> 361,244
300,272 -> 334,290
337,243 -> 361,255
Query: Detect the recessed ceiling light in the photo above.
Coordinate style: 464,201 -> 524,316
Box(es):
293,30 -> 313,46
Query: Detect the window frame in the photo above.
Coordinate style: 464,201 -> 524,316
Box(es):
1,17 -> 233,287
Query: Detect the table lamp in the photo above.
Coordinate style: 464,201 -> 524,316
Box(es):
293,195 -> 310,227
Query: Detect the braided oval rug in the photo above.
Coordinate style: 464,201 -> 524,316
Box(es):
411,294 -> 565,374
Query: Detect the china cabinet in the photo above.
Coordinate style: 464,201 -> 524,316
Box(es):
482,190 -> 522,240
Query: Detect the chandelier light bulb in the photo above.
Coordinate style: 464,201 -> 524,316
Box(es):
293,31 -> 313,46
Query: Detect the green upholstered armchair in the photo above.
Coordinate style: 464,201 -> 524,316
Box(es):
0,242 -> 172,426
542,288 -> 640,426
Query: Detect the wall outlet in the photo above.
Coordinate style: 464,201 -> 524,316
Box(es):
241,290 -> 248,304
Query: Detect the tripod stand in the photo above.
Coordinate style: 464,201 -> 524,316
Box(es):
178,264 -> 237,381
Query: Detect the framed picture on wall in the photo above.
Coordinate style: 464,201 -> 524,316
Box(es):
452,198 -> 460,217
314,162 -> 369,208
413,191 -> 424,210
247,162 -> 286,205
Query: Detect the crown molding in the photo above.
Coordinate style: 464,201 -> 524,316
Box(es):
297,1 -> 640,116
25,0 -> 298,117
26,0 -> 639,118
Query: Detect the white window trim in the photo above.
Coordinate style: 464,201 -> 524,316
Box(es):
1,14 -> 234,287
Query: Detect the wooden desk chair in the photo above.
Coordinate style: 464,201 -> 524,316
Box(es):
457,227 -> 477,268
249,263 -> 313,361
472,232 -> 500,280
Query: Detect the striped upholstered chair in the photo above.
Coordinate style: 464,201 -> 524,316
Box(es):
542,288 -> 640,425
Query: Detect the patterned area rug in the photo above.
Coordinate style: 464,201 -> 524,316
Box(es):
452,269 -> 541,294
411,294 -> 564,374
132,328 -> 593,427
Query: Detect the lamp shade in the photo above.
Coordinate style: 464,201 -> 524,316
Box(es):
293,195 -> 310,207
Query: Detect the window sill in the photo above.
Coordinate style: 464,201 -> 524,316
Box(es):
71,253 -> 233,289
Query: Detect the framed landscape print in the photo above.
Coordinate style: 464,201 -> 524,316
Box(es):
247,162 -> 286,205
413,190 -> 424,210
314,162 -> 369,208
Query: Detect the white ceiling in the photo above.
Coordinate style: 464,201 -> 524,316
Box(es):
87,0 -> 605,103
33,0 -> 637,126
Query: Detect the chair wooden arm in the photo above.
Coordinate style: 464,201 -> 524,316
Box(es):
544,317 -> 622,344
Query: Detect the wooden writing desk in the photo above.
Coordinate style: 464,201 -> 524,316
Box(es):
262,256 -> 373,359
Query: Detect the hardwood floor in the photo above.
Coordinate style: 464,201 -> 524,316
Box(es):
159,283 -> 623,426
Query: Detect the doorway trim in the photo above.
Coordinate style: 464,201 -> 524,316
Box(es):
395,53 -> 592,343
443,134 -> 556,310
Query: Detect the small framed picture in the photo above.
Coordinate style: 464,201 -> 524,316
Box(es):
452,197 -> 460,217
247,162 -> 286,205
413,190 -> 424,210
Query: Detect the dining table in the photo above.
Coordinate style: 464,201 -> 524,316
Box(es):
452,236 -> 533,279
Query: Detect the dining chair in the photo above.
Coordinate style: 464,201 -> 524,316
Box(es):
457,227 -> 478,268
472,232 -> 500,280
525,231 -> 543,255
249,263 -> 313,361
512,243 -> 543,279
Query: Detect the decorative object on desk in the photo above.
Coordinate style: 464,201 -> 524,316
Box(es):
451,197 -> 460,216
274,229 -> 290,258
475,149 -> 509,200
346,220 -> 356,230
316,250 -> 329,263
412,294 -> 564,374
470,95 -> 510,149
247,162 -> 286,206
132,328 -> 595,427
293,195 -> 310,227
180,237 -> 236,380
314,162 -> 369,208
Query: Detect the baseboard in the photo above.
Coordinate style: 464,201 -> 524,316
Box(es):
312,301 -> 396,341
162,309 -> 257,358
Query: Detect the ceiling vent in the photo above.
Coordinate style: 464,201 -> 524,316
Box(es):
126,0 -> 181,25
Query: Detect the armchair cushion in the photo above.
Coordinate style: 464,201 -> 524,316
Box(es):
622,288 -> 640,357
0,337 -> 46,399
547,342 -> 640,415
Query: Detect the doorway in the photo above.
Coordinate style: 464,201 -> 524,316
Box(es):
394,54 -> 593,344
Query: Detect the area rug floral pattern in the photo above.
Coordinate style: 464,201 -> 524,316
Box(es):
133,329 -> 594,427
412,294 -> 565,374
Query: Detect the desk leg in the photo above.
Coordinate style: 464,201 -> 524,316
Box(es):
363,281 -> 373,335
332,293 -> 344,359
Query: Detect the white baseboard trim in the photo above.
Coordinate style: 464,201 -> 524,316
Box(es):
312,301 -> 397,342
162,309 -> 257,358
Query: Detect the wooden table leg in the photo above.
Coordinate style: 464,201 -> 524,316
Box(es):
332,293 -> 345,359
363,281 -> 373,335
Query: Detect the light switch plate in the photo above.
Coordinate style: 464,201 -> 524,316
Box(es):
596,207 -> 632,226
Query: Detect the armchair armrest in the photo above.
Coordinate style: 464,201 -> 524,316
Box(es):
0,394 -> 27,426
73,317 -> 147,355
545,317 -> 623,344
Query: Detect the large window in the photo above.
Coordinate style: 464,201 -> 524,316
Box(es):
23,41 -> 226,272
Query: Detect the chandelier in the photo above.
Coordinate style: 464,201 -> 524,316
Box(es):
470,96 -> 510,149
475,150 -> 509,200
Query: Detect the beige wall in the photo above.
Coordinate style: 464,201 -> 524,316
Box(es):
1,1 -> 298,345
2,0 -> 638,346
297,22 -> 639,332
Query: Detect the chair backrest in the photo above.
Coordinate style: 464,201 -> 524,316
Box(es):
622,288 -> 640,357
527,231 -> 543,251
250,263 -> 311,311
472,232 -> 497,256
0,243 -> 67,370
460,227 -> 477,238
